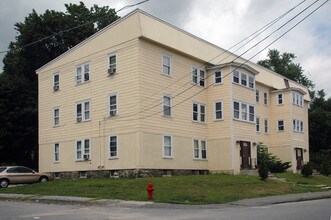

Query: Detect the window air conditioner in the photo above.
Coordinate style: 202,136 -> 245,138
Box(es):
53,85 -> 59,91
77,117 -> 82,123
108,67 -> 116,75
83,154 -> 89,160
109,111 -> 116,116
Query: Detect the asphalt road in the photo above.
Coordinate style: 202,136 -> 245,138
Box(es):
0,199 -> 330,220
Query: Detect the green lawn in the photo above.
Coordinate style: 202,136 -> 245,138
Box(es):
0,174 -> 330,204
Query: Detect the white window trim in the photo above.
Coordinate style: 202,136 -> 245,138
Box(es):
256,116 -> 260,132
293,119 -> 304,133
277,93 -> 284,105
162,94 -> 172,117
214,101 -> 223,121
264,92 -> 268,105
53,107 -> 60,127
256,89 -> 260,103
232,70 -> 255,89
108,134 -> 119,159
292,92 -> 304,107
192,102 -> 206,123
161,54 -> 172,76
277,120 -> 285,132
163,135 -> 173,158
108,53 -> 117,75
53,73 -> 60,91
75,62 -> 90,85
54,142 -> 60,163
193,139 -> 207,160
233,100 -> 255,123
108,92 -> 118,117
76,100 -> 91,123
75,138 -> 91,161
214,70 -> 223,84
264,118 -> 269,134
191,66 -> 205,87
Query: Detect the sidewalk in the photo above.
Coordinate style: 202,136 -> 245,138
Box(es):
0,191 -> 330,208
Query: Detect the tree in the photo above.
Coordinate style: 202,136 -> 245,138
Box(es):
0,2 -> 119,169
258,49 -> 314,90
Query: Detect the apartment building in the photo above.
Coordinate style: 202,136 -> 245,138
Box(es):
37,9 -> 309,178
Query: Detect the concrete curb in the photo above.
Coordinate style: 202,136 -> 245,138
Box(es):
0,191 -> 330,208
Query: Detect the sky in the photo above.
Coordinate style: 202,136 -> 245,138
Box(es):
0,0 -> 330,96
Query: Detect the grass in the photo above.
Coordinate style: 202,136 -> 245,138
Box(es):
0,174 -> 330,204
275,173 -> 331,186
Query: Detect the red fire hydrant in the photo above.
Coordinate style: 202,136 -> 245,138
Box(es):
146,182 -> 154,200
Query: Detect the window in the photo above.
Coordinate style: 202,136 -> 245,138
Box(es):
76,100 -> 90,123
192,66 -> 205,87
162,54 -> 171,76
214,71 -> 222,84
256,117 -> 260,132
233,70 -> 239,83
108,94 -> 117,117
53,73 -> 59,91
193,139 -> 207,159
293,119 -> 304,132
162,95 -> 172,117
264,92 -> 268,105
233,71 -> 255,89
278,93 -> 283,105
192,103 -> 206,123
54,143 -> 59,162
278,120 -> 284,131
214,101 -> 223,120
264,119 -> 268,133
53,108 -> 60,126
76,139 -> 90,160
256,89 -> 260,102
109,135 -> 118,158
108,54 -> 117,74
248,76 -> 254,89
76,63 -> 90,84
241,73 -> 247,86
292,92 -> 304,107
233,101 -> 255,122
163,135 -> 172,158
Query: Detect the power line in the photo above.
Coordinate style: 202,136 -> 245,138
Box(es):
115,0 -> 320,120
114,0 -> 328,122
0,0 -> 150,54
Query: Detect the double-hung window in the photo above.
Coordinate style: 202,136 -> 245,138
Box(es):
192,103 -> 206,123
256,89 -> 260,103
76,139 -> 90,160
278,120 -> 285,131
214,71 -> 222,84
53,107 -> 60,126
256,117 -> 260,132
162,95 -> 172,117
108,54 -> 117,74
76,63 -> 90,84
278,93 -> 283,105
264,92 -> 268,105
76,100 -> 90,123
163,135 -> 173,158
162,54 -> 171,76
193,139 -> 207,160
233,101 -> 255,122
292,92 -> 304,107
233,70 -> 255,89
109,94 -> 117,117
109,135 -> 118,158
214,101 -> 223,120
293,119 -> 304,132
53,73 -> 60,91
54,143 -> 59,162
264,119 -> 269,133
192,66 -> 205,87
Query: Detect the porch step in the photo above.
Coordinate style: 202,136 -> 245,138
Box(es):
240,169 -> 258,176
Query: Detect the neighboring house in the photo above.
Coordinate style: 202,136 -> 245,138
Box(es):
37,9 -> 309,178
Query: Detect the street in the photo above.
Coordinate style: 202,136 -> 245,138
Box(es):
0,199 -> 330,220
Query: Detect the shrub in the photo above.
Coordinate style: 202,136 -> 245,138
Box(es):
320,161 -> 330,176
258,161 -> 269,180
301,164 -> 313,177
257,144 -> 291,173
